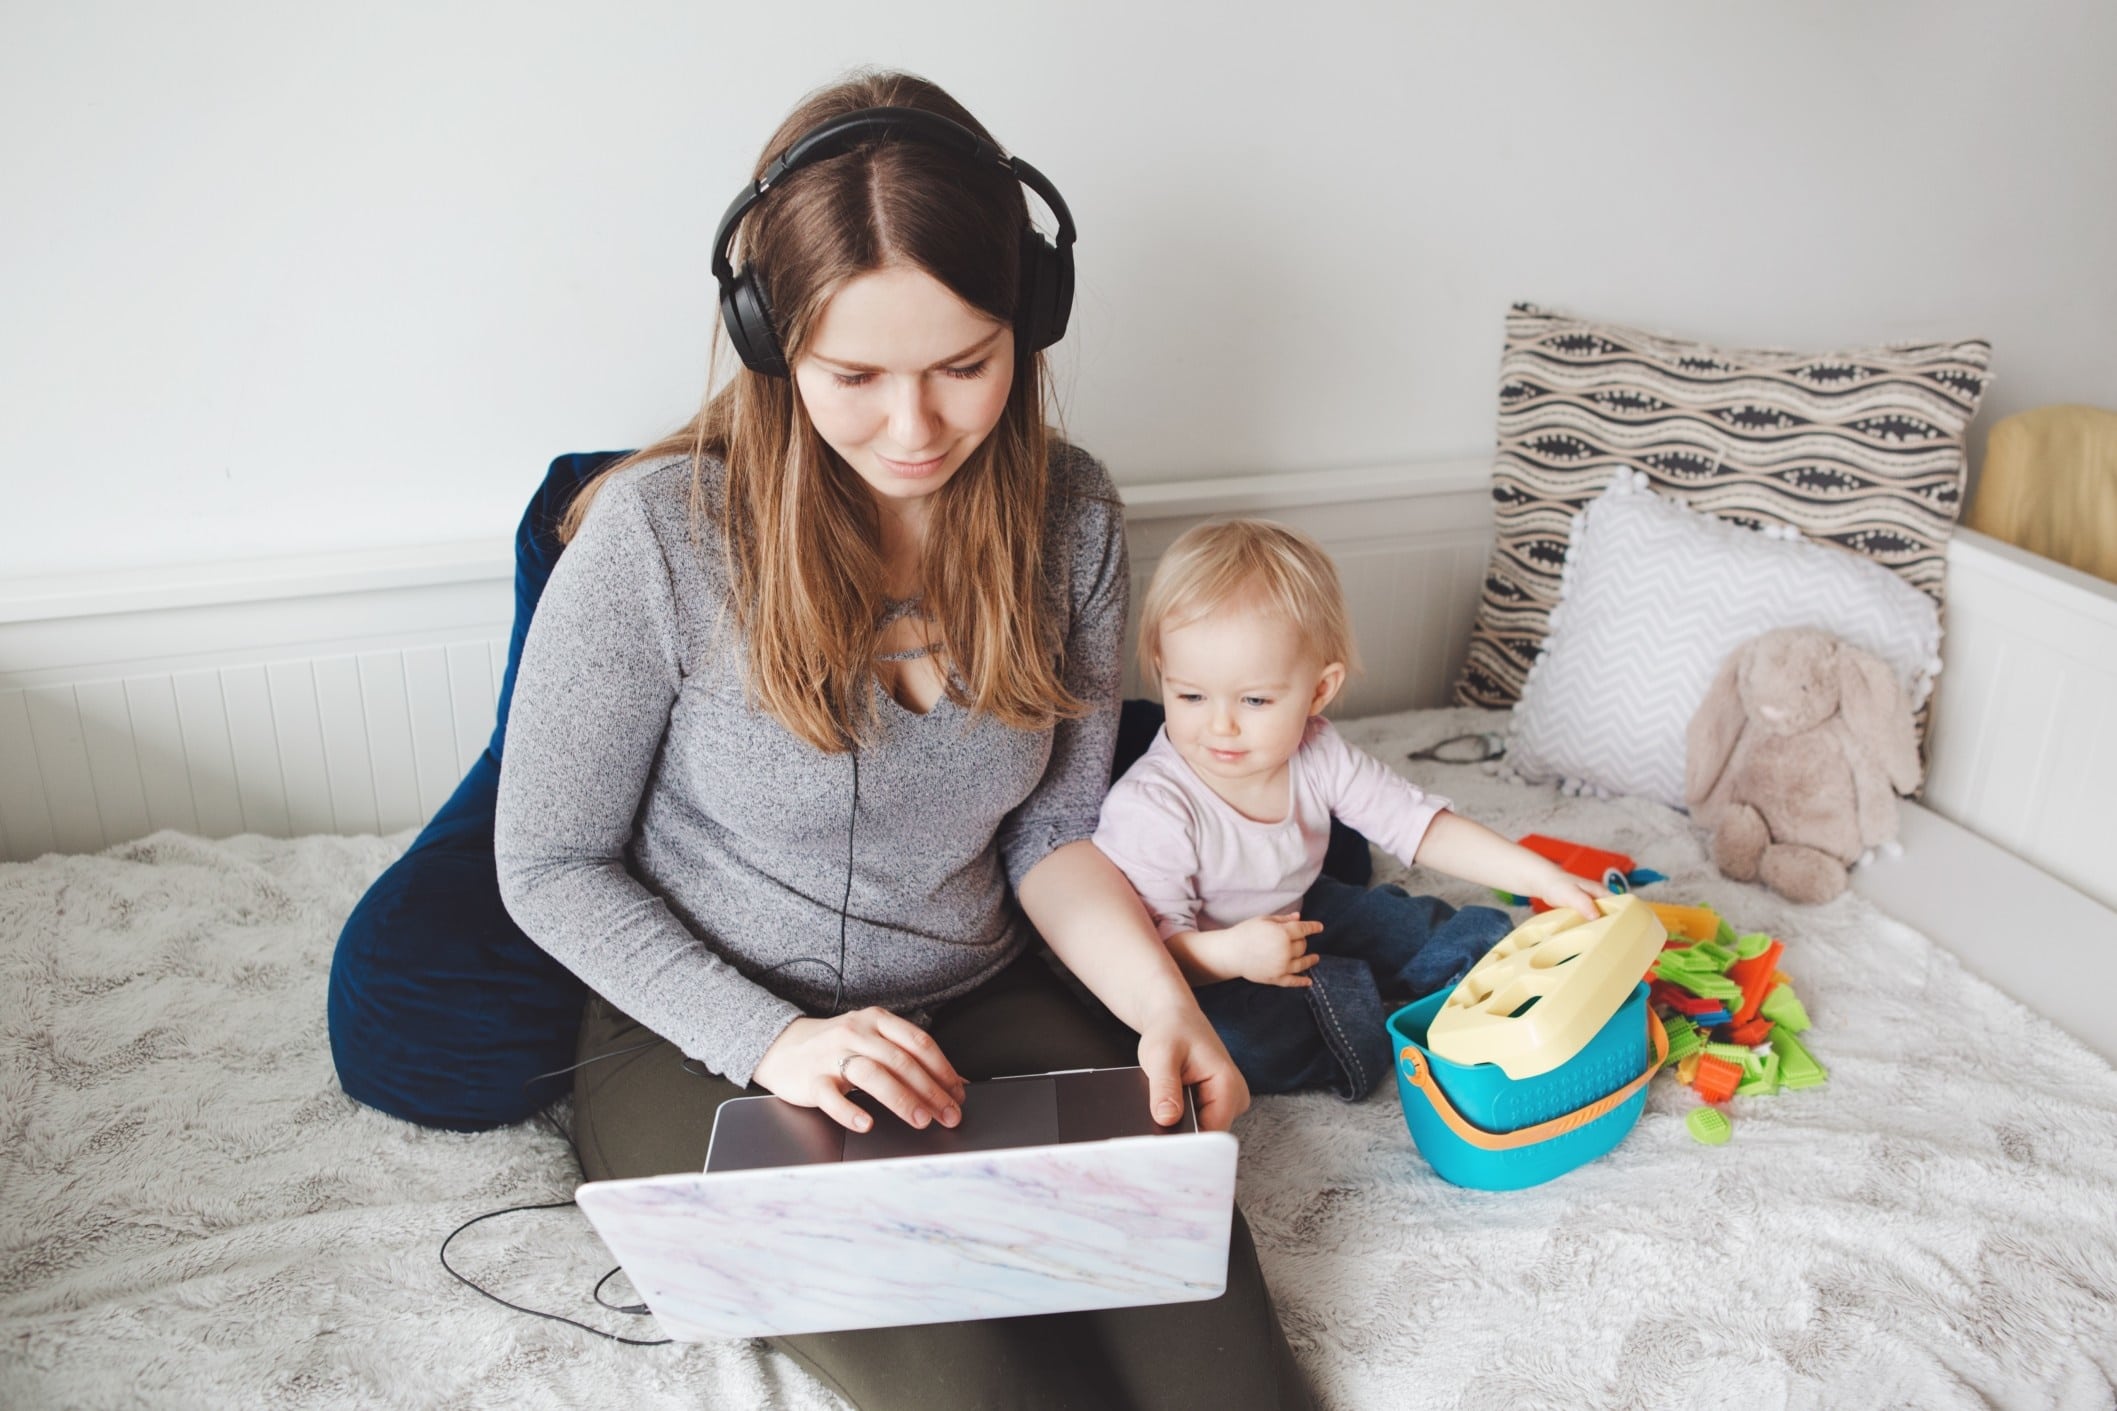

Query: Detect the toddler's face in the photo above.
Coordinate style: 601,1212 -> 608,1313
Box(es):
1156,601 -> 1344,797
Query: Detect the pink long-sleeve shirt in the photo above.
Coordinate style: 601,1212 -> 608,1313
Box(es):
1093,718 -> 1452,939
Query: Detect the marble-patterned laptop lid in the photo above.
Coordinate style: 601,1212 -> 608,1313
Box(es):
574,1074 -> 1239,1341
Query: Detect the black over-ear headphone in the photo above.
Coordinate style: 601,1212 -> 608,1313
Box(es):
709,106 -> 1077,378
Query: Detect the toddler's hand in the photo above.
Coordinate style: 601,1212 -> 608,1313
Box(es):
1217,913 -> 1324,987
1539,871 -> 1607,923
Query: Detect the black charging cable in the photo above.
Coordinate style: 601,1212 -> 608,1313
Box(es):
438,1200 -> 670,1346
440,743 -> 862,1342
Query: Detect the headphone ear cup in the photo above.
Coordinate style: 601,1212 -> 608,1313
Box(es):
1015,230 -> 1073,353
722,271 -> 790,377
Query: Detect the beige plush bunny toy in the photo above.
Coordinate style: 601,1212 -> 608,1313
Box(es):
1684,626 -> 1922,905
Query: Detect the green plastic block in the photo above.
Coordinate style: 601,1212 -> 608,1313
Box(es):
1652,966 -> 1743,1001
1734,932 -> 1773,960
1657,944 -> 1736,976
1771,1026 -> 1828,1089
1759,984 -> 1811,1033
1655,946 -> 1714,971
1692,940 -> 1739,971
1704,1041 -> 1755,1065
1735,1051 -> 1781,1096
1686,1107 -> 1734,1145
1714,919 -> 1741,949
1663,1017 -> 1705,1064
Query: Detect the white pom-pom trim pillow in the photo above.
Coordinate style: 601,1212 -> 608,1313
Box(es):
1504,470 -> 1942,808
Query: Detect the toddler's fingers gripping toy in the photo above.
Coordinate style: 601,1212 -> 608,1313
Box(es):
1496,834 -> 1667,911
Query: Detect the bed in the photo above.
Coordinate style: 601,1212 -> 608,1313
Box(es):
4,462 -> 2116,1409
2,699 -> 2113,1410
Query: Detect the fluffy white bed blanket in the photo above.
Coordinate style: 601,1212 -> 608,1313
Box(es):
4,707 -> 2115,1410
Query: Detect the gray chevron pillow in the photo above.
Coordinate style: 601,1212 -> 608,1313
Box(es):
1505,472 -> 1941,808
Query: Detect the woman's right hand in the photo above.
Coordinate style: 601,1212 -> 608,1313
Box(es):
751,1008 -> 968,1134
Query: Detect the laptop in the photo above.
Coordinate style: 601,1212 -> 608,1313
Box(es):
573,1066 -> 1239,1341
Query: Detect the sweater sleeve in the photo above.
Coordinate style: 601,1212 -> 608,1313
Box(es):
493,478 -> 802,1085
995,452 -> 1128,889
1090,772 -> 1206,940
1307,720 -> 1454,870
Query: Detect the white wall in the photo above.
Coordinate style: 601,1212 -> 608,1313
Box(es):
5,0 -> 2113,579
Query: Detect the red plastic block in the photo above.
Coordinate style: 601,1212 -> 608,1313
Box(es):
1692,1054 -> 1743,1104
1654,985 -> 1725,1017
1725,1017 -> 1775,1047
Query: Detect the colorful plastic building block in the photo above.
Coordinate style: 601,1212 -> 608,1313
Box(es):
1661,1013 -> 1705,1064
1647,903 -> 1724,944
1651,984 -> 1726,1017
1686,1107 -> 1734,1145
1651,964 -> 1743,1003
1725,1016 -> 1775,1047
1692,1054 -> 1743,1104
1759,984 -> 1811,1033
1734,1051 -> 1781,1097
1725,937 -> 1785,1026
1734,932 -> 1774,960
1771,1026 -> 1829,1089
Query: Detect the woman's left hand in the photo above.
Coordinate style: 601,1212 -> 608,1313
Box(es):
1134,1000 -> 1249,1132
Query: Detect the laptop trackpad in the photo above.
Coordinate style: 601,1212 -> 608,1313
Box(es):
842,1076 -> 1059,1162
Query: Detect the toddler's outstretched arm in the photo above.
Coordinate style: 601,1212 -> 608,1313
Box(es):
1415,812 -> 1604,920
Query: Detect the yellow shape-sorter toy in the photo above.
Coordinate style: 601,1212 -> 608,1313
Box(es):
1425,894 -> 1668,1080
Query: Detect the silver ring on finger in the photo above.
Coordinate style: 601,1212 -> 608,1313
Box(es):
837,1052 -> 858,1083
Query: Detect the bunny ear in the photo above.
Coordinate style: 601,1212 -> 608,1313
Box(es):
1686,642 -> 1750,809
1838,646 -> 1922,794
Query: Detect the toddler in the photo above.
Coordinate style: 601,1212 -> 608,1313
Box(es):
1094,519 -> 1603,1101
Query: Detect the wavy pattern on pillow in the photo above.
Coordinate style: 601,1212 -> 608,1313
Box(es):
1458,304 -> 1990,716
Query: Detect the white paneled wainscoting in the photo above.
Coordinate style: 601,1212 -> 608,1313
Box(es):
5,460 -> 2114,913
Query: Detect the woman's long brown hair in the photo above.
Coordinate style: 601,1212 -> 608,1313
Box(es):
559,71 -> 1082,752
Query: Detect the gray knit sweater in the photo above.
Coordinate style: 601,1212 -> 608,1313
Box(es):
493,446 -> 1126,1086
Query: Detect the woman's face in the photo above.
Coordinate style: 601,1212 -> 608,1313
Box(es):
793,264 -> 1016,511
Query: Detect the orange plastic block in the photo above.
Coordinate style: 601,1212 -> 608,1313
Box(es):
1692,1054 -> 1743,1103
1725,1017 -> 1775,1046
1726,938 -> 1785,1026
1647,903 -> 1723,944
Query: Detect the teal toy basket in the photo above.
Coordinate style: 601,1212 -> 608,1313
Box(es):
1387,982 -> 1668,1191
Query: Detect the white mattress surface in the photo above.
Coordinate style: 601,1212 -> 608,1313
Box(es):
2,705 -> 2113,1410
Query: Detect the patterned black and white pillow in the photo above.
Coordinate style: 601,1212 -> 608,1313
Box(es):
1455,303 -> 1991,733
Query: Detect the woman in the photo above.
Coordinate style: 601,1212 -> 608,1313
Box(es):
493,71 -> 1311,1410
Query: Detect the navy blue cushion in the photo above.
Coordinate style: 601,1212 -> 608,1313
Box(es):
327,451 -> 1373,1130
327,452 -> 626,1131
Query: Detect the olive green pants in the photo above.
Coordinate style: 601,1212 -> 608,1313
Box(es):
572,953 -> 1312,1411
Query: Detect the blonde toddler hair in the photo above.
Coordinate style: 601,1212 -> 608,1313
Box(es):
1138,518 -> 1361,686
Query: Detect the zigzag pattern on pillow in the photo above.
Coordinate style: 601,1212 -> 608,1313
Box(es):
1504,472 -> 1943,809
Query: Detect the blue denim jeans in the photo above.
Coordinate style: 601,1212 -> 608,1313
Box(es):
1192,877 -> 1515,1101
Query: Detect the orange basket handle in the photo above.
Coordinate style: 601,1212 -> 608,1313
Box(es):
1398,1008 -> 1669,1152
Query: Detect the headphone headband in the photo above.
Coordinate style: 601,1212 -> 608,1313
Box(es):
710,106 -> 1076,376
